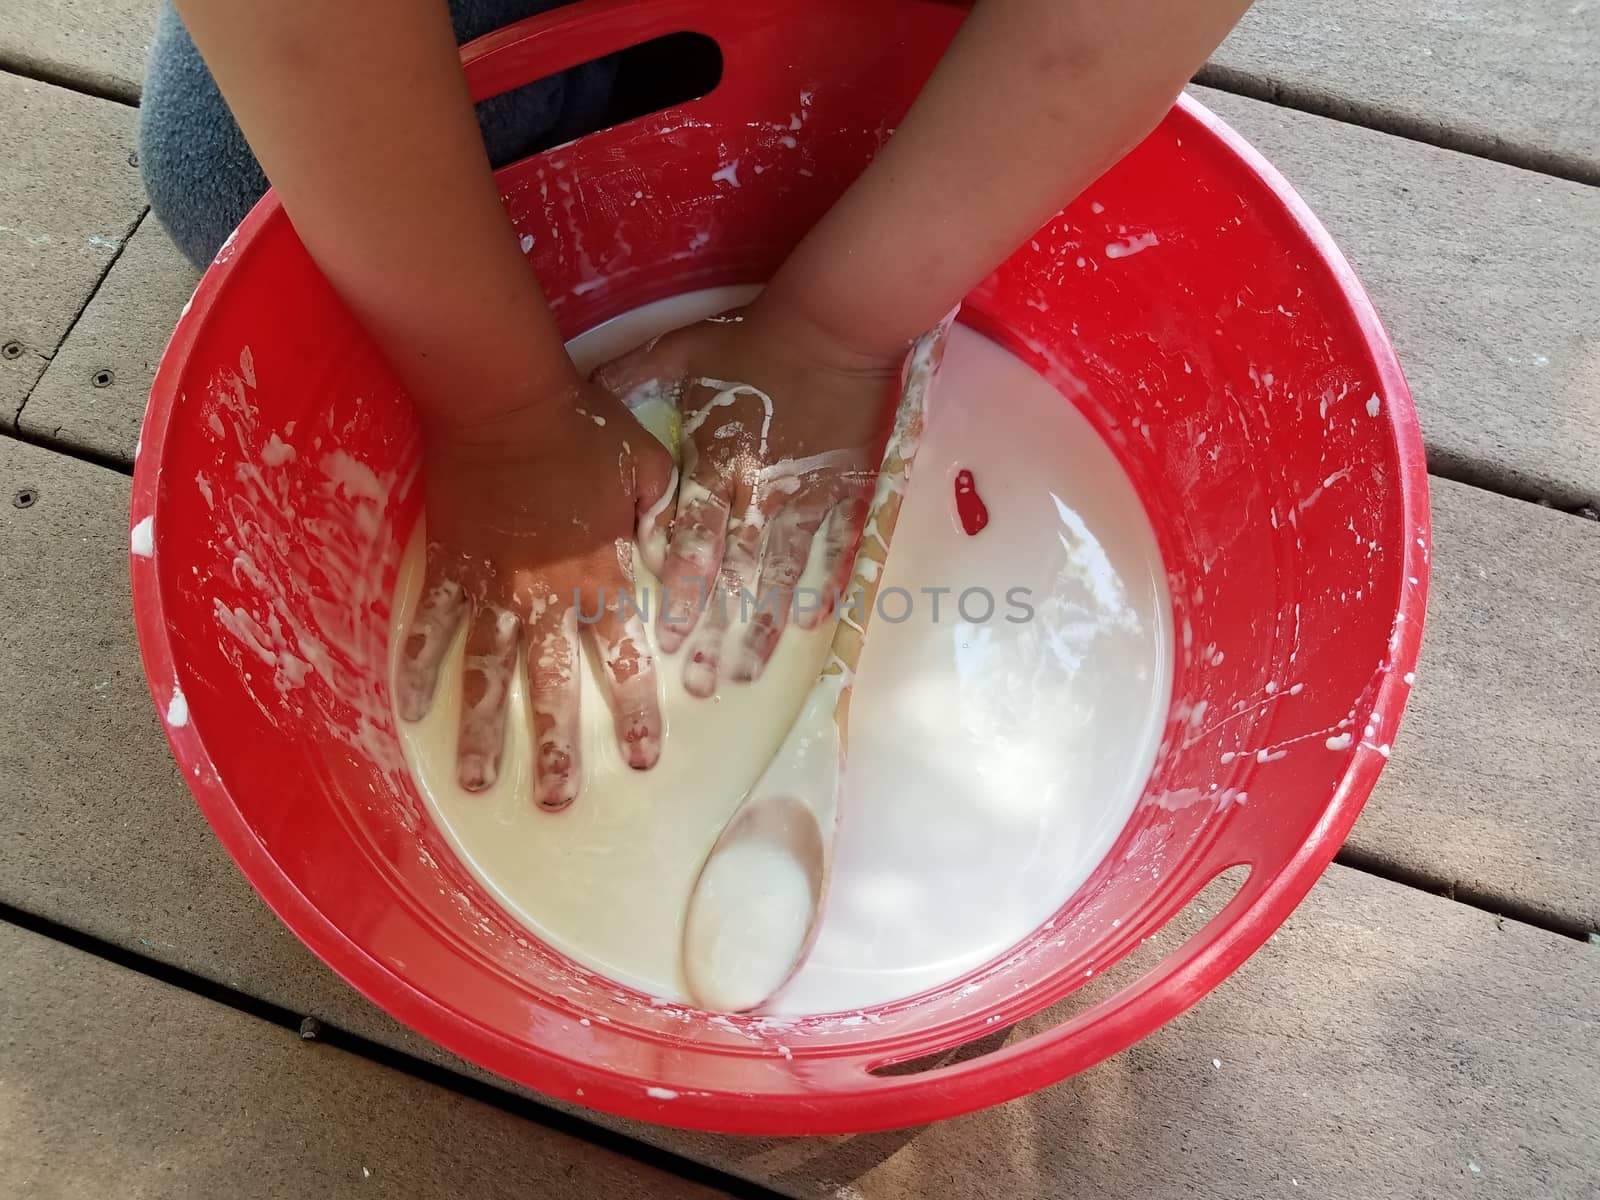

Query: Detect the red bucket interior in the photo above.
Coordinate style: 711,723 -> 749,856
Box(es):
131,0 -> 1428,1134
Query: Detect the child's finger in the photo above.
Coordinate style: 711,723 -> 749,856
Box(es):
799,498 -> 870,631
631,438 -> 678,578
585,587 -> 662,770
454,602 -> 520,792
395,559 -> 466,721
683,484 -> 762,698
656,439 -> 733,654
527,606 -> 583,811
730,508 -> 818,683
636,466 -> 677,578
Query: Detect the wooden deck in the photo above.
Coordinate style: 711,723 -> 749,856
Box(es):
3,3 -> 1597,1197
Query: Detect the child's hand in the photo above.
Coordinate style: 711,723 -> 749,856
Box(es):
395,382 -> 674,809
595,302 -> 902,695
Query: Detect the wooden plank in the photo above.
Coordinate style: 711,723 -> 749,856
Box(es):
0,0 -> 157,103
0,436 -> 447,1062
20,213 -> 197,459
1193,86 -> 1600,508
1349,479 -> 1600,934
748,866 -> 1600,1200
1209,0 -> 1600,181
2,435 -> 1597,1195
45,94 -> 1600,511
0,922 -> 723,1199
0,73 -> 145,429
0,0 -> 1595,180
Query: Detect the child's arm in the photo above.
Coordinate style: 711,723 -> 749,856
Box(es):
598,0 -> 1253,688
175,0 -> 570,432
176,0 -> 674,808
759,0 -> 1255,361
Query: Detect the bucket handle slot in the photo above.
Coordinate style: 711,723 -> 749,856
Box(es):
460,0 -> 734,108
846,757 -> 1377,1093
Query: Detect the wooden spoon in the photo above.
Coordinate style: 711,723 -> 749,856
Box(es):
681,313 -> 956,1013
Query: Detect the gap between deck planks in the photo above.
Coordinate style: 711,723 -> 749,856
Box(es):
11,78 -> 1598,507
2,10 -> 1599,1190
3,0 -> 1596,181
1194,86 -> 1600,511
16,209 -> 195,458
0,0 -> 155,105
1207,0 -> 1600,184
2,427 -> 1598,1199
0,72 -> 144,428
0,921 -> 729,1200
0,81 -> 1597,947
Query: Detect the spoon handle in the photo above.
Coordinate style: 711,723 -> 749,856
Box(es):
824,309 -> 958,742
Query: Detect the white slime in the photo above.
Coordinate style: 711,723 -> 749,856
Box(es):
393,287 -> 1172,1014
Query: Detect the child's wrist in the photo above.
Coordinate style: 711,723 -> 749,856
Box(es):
407,327 -> 581,440
411,365 -> 582,453
745,284 -> 907,380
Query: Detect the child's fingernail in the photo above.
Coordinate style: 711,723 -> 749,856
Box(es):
683,652 -> 718,698
729,648 -> 764,684
618,715 -> 661,769
458,754 -> 497,791
625,728 -> 660,769
538,778 -> 578,811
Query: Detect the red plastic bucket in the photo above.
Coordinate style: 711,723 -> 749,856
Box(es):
131,0 -> 1428,1134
